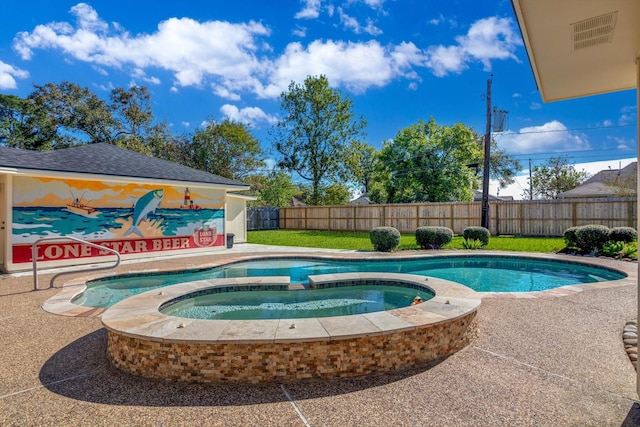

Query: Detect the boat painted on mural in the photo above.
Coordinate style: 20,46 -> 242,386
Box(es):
65,193 -> 99,218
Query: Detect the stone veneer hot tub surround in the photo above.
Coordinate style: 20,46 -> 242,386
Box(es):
101,273 -> 481,383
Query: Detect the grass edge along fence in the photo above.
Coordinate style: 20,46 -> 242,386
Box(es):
278,197 -> 637,237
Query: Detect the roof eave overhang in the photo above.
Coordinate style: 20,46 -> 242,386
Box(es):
511,0 -> 640,102
0,167 -> 250,191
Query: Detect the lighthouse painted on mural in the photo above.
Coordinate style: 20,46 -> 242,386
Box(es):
184,187 -> 191,207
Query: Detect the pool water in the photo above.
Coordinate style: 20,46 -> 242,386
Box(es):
73,256 -> 626,308
160,285 -> 434,320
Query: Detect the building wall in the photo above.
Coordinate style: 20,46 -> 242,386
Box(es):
8,174 -> 229,271
226,196 -> 248,243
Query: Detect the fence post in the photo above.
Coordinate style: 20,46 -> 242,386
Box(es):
353,205 -> 357,232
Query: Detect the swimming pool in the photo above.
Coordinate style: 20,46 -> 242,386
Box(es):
73,255 -> 626,309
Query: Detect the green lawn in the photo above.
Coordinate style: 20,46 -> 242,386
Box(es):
247,230 -> 565,253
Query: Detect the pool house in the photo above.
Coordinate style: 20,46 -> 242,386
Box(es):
0,143 -> 251,273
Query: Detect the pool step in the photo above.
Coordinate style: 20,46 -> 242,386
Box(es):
288,284 -> 306,290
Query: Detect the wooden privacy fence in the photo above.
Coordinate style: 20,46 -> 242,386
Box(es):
247,207 -> 280,231
279,197 -> 637,237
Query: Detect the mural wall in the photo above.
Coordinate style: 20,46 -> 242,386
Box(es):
12,176 -> 225,263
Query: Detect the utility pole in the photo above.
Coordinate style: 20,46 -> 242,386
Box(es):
481,76 -> 492,229
529,158 -> 533,200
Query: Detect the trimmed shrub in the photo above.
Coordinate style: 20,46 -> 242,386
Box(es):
608,226 -> 637,243
563,226 -> 579,248
574,224 -> 610,253
462,226 -> 490,246
370,226 -> 401,252
415,226 -> 453,249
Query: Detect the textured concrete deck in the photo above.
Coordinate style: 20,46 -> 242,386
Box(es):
1,244 -> 639,426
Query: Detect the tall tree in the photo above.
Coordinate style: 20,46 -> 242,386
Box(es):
110,86 -> 155,153
272,75 -> 367,205
522,156 -> 590,199
375,118 -> 482,203
29,81 -> 115,146
0,94 -> 56,150
344,141 -> 379,195
254,170 -> 299,207
191,119 -> 265,180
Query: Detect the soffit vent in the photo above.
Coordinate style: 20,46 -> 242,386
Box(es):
571,11 -> 618,51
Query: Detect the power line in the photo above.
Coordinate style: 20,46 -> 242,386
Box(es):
500,123 -> 636,135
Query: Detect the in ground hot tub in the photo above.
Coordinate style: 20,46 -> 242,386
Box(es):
102,273 -> 480,383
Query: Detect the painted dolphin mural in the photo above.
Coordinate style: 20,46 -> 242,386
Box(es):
123,189 -> 164,238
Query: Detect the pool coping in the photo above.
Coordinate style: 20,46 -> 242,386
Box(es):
41,250 -> 637,318
100,273 -> 481,344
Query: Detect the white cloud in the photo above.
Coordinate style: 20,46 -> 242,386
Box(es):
608,136 -> 633,151
425,17 -> 521,76
292,26 -> 307,38
262,39 -> 424,97
213,85 -> 241,101
11,5 -> 522,103
132,68 -> 160,85
360,0 -> 386,8
428,14 -> 445,26
338,8 -> 382,35
13,4 -> 271,92
181,121 -> 190,128
619,105 -> 637,126
498,120 -> 590,155
602,119 -> 613,127
0,60 -> 29,89
220,104 -> 278,126
529,102 -> 541,110
295,0 -> 322,19
71,2 -> 109,33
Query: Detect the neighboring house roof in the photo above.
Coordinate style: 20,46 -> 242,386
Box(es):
473,190 -> 513,202
290,196 -> 307,207
350,194 -> 371,205
0,143 -> 248,188
557,162 -> 637,198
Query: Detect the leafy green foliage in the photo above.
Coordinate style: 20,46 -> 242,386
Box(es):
415,226 -> 453,249
191,119 -> 264,180
0,94 -> 57,150
374,118 -> 481,203
522,156 -> 590,200
28,81 -> 115,146
574,224 -> 610,253
343,141 -> 379,195
253,171 -> 299,208
461,238 -> 485,249
369,226 -> 401,252
563,226 -> 579,248
602,241 -> 637,260
462,226 -> 490,246
608,227 -> 637,243
273,75 -> 367,205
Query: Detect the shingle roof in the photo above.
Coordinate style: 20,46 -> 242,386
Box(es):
0,143 -> 248,188
557,162 -> 637,198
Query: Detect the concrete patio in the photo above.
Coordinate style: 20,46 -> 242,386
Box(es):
1,244 -> 639,426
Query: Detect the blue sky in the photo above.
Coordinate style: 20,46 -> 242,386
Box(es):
1,0 -> 637,198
